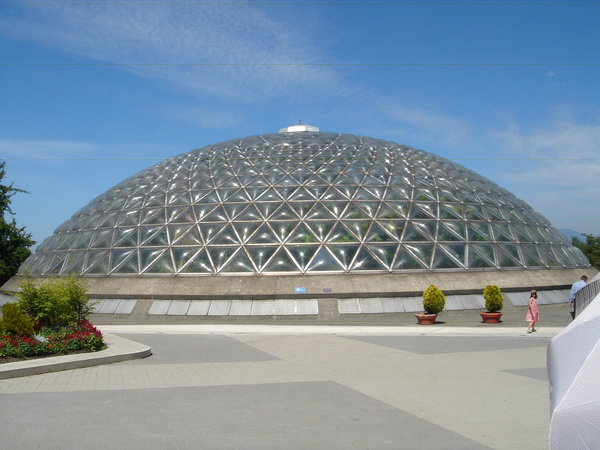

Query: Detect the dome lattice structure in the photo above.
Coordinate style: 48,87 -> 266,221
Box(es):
22,131 -> 588,277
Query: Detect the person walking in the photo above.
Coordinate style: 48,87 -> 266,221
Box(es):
569,275 -> 588,318
527,290 -> 539,333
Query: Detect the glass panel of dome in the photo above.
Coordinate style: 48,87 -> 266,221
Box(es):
305,221 -> 335,242
202,206 -> 227,222
438,244 -> 466,266
62,251 -> 86,273
227,190 -> 251,203
469,244 -> 496,267
285,245 -> 318,270
221,250 -> 255,273
270,204 -> 299,221
141,226 -> 168,246
404,243 -> 434,267
211,225 -> 241,245
328,245 -> 360,269
288,201 -> 315,219
353,202 -> 379,218
403,222 -> 433,242
538,245 -> 561,267
166,206 -> 193,224
511,224 -> 532,242
113,227 -> 138,248
366,223 -> 396,243
484,206 -> 505,221
84,250 -> 110,274
431,247 -> 463,269
262,248 -> 301,273
320,187 -> 348,202
90,229 -> 113,249
365,243 -> 397,269
110,249 -> 136,271
97,212 -> 120,228
246,246 -> 278,270
246,224 -> 279,244
324,223 -> 355,243
140,208 -> 165,225
144,253 -> 175,274
521,244 -> 544,267
231,222 -> 261,243
342,204 -> 369,220
498,245 -> 522,266
410,203 -> 437,220
232,205 -> 259,222
143,194 -> 165,208
179,249 -> 212,273
464,204 -> 486,221
351,247 -> 385,271
167,191 -> 191,206
124,196 -> 144,209
468,222 -> 491,242
287,223 -> 318,244
117,210 -> 140,226
305,204 -> 335,221
437,223 -> 464,242
139,248 -> 167,272
215,188 -> 237,202
73,230 -> 93,249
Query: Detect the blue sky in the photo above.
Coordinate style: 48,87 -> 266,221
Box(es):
1,1 -> 599,249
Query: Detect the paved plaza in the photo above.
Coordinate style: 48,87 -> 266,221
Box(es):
0,304 -> 573,449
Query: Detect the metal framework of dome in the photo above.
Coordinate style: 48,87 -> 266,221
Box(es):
21,129 -> 588,277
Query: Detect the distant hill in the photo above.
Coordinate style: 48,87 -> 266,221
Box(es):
560,229 -> 584,241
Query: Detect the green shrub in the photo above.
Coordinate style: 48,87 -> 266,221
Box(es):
0,302 -> 34,336
16,274 -> 94,328
483,284 -> 503,313
422,285 -> 446,314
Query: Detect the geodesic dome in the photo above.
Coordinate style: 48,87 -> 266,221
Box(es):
20,128 -> 588,278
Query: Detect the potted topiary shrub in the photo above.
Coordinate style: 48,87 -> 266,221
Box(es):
481,284 -> 503,323
416,284 -> 446,325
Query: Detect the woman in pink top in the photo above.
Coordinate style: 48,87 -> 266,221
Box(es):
527,290 -> 539,333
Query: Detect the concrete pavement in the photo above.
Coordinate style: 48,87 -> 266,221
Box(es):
0,314 -> 561,450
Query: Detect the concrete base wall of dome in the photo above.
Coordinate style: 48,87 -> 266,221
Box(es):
2,267 -> 596,301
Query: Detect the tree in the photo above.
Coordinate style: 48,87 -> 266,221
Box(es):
572,234 -> 600,270
0,161 -> 35,285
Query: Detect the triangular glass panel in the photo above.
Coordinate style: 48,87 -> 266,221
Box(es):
124,196 -> 144,209
227,189 -> 251,203
511,224 -> 532,242
438,244 -> 466,266
288,201 -> 316,219
246,245 -> 279,270
249,224 -> 280,244
287,223 -> 318,244
220,249 -> 256,273
110,249 -> 136,273
167,224 -> 193,245
439,204 -> 463,220
85,250 -> 110,274
167,191 -> 191,206
484,206 -> 505,221
363,174 -> 387,186
365,243 -> 397,269
143,193 -> 165,208
211,225 -> 241,245
233,205 -> 261,222
285,245 -> 318,270
354,188 -> 378,201
167,206 -> 195,224
144,252 -> 175,274
90,229 -> 113,249
467,222 -> 491,242
222,203 -> 246,221
431,246 -> 463,269
437,222 -> 464,241
402,243 -> 434,268
143,227 -> 169,246
190,189 -> 212,203
73,230 -> 94,249
438,189 -> 459,202
141,208 -> 165,225
328,244 -> 360,269
139,248 -> 167,272
215,188 -> 237,203
345,220 -> 371,240
118,210 -> 140,226
497,246 -> 522,268
351,247 -> 386,271
232,222 -> 262,243
179,249 -> 213,273
305,204 -> 335,221
377,204 -> 404,220
62,252 -> 86,274
305,221 -> 335,242
271,204 -> 299,221
393,247 -> 427,270
322,187 -> 349,201
114,227 -> 138,248
403,222 -> 431,242
385,187 -> 411,201
199,223 -> 225,244
302,247 -> 342,272
354,202 -> 380,218
491,223 -> 514,242
194,191 -> 220,204
207,247 -> 238,271
326,223 -> 356,243
304,184 -> 328,200
461,190 -> 480,203
521,244 -> 544,267
202,206 -> 228,222
262,248 -> 301,273
538,245 -> 561,267
97,211 -> 121,227
410,203 -> 436,220
464,204 -> 486,220
337,185 -> 358,199
468,244 -> 496,268
366,223 -> 397,243
255,202 -> 277,220
342,204 -> 370,220
413,188 -> 436,202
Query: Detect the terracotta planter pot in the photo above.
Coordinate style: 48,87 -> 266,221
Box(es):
415,313 -> 437,325
480,311 -> 503,324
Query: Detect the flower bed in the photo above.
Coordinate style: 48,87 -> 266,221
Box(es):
0,320 -> 104,361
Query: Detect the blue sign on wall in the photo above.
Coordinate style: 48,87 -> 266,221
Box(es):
295,287 -> 307,293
